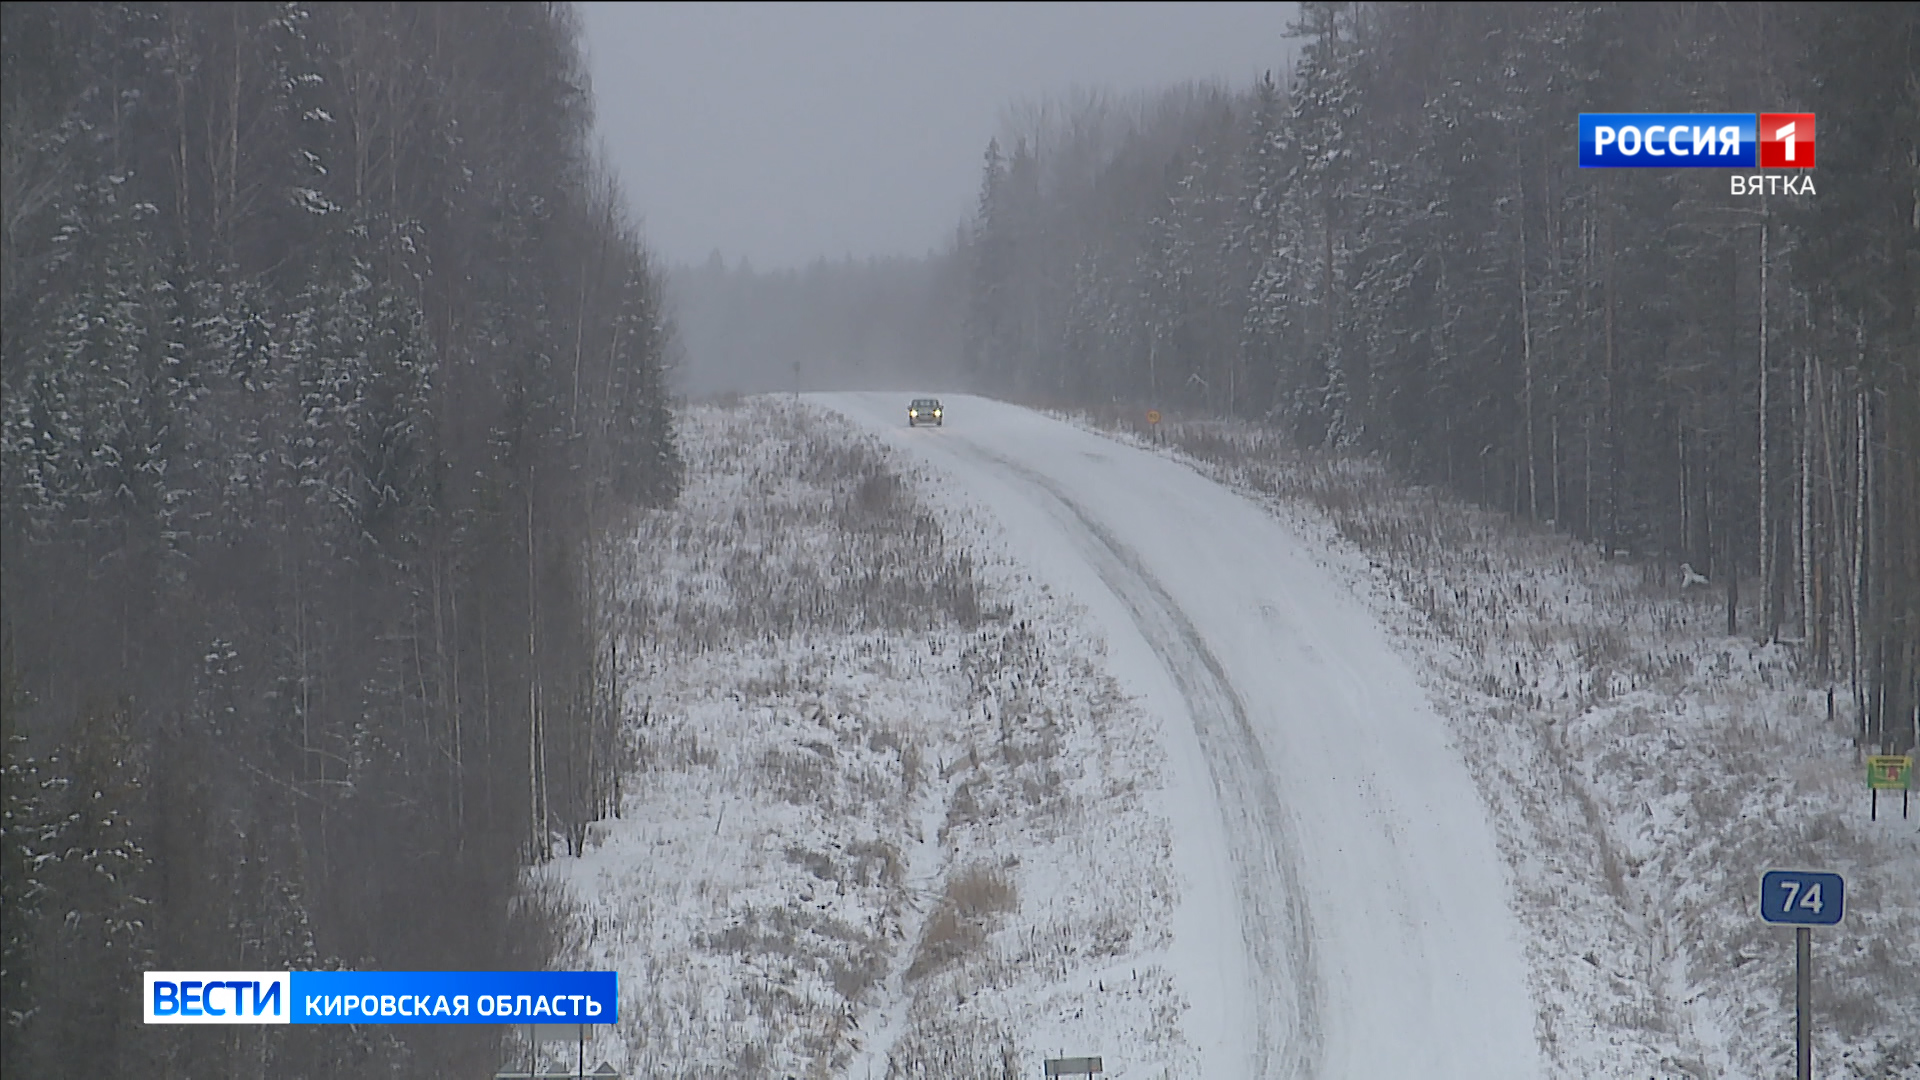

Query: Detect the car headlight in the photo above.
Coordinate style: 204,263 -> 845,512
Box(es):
933,409 -> 942,416
910,410 -> 919,417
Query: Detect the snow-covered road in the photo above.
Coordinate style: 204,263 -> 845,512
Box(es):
815,393 -> 1543,1080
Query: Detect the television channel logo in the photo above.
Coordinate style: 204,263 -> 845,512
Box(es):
1580,113 -> 1815,169
145,971 -> 291,1024
1758,113 -> 1815,168
144,970 -> 619,1025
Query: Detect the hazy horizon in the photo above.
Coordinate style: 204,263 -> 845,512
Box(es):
577,2 -> 1300,272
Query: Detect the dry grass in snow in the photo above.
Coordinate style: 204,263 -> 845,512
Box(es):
537,399 -> 1186,1080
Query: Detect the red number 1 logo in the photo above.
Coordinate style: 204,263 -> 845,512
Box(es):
1759,113 -> 1816,168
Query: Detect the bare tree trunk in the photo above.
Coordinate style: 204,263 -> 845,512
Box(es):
528,484 -> 544,862
1585,411 -> 1593,540
1818,352 -> 1843,677
432,552 -> 463,839
446,557 -> 464,838
291,546 -> 311,782
1323,208 -> 1335,397
570,218 -> 612,434
1853,387 -> 1868,744
1758,215 -> 1773,641
1800,348 -> 1813,645
1724,474 -> 1740,636
1552,412 -> 1561,526
169,9 -> 191,247
1520,181 -> 1538,521
480,601 -> 495,828
1679,415 -> 1689,558
411,601 -> 433,807
224,4 -> 240,255
1604,212 -> 1618,549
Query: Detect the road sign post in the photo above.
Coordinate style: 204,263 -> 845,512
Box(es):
1760,869 -> 1845,1080
1796,926 -> 1811,1080
1867,754 -> 1912,820
1044,1056 -> 1102,1080
493,1023 -> 616,1080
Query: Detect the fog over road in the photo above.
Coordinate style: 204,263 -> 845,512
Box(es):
814,393 -> 1542,1079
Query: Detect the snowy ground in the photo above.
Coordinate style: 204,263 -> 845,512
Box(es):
541,394 -> 1917,1080
541,399 -> 1190,1080
814,393 -> 1541,1080
1055,406 -> 1920,1080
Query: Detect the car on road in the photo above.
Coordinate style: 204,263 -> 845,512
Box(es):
908,398 -> 944,427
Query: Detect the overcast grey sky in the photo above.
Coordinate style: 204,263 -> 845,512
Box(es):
577,2 -> 1298,271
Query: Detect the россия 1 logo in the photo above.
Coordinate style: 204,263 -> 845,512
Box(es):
1757,113 -> 1815,168
1580,113 -> 1815,169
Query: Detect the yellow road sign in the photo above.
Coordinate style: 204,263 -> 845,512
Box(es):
1867,755 -> 1912,791
1146,409 -> 1161,425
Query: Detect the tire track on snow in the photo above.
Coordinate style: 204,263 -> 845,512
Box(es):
970,448 -> 1324,1080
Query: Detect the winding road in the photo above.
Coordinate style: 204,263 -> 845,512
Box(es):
815,392 -> 1542,1079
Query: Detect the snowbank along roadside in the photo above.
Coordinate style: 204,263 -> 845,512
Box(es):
1062,405 -> 1920,1080
541,398 -> 1190,1080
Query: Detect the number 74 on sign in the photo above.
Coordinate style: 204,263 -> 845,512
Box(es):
1759,870 -> 1845,926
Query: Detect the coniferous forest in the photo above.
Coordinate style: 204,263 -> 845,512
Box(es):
958,2 -> 1917,754
1,3 -> 679,1075
1,1 -> 1916,1076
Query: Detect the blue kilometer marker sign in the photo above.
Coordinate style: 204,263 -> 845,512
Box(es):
1580,113 -> 1756,167
1760,870 -> 1846,926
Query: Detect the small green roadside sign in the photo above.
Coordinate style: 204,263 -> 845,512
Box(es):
1867,755 -> 1912,821
1867,755 -> 1912,790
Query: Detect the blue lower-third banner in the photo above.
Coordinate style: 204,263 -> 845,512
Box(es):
144,971 -> 618,1024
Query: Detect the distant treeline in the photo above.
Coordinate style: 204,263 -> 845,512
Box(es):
670,250 -> 965,396
1,3 -> 678,1076
957,2 -> 1917,751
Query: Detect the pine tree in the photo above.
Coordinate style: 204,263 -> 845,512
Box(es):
965,139 -> 1010,384
22,703 -> 156,1075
